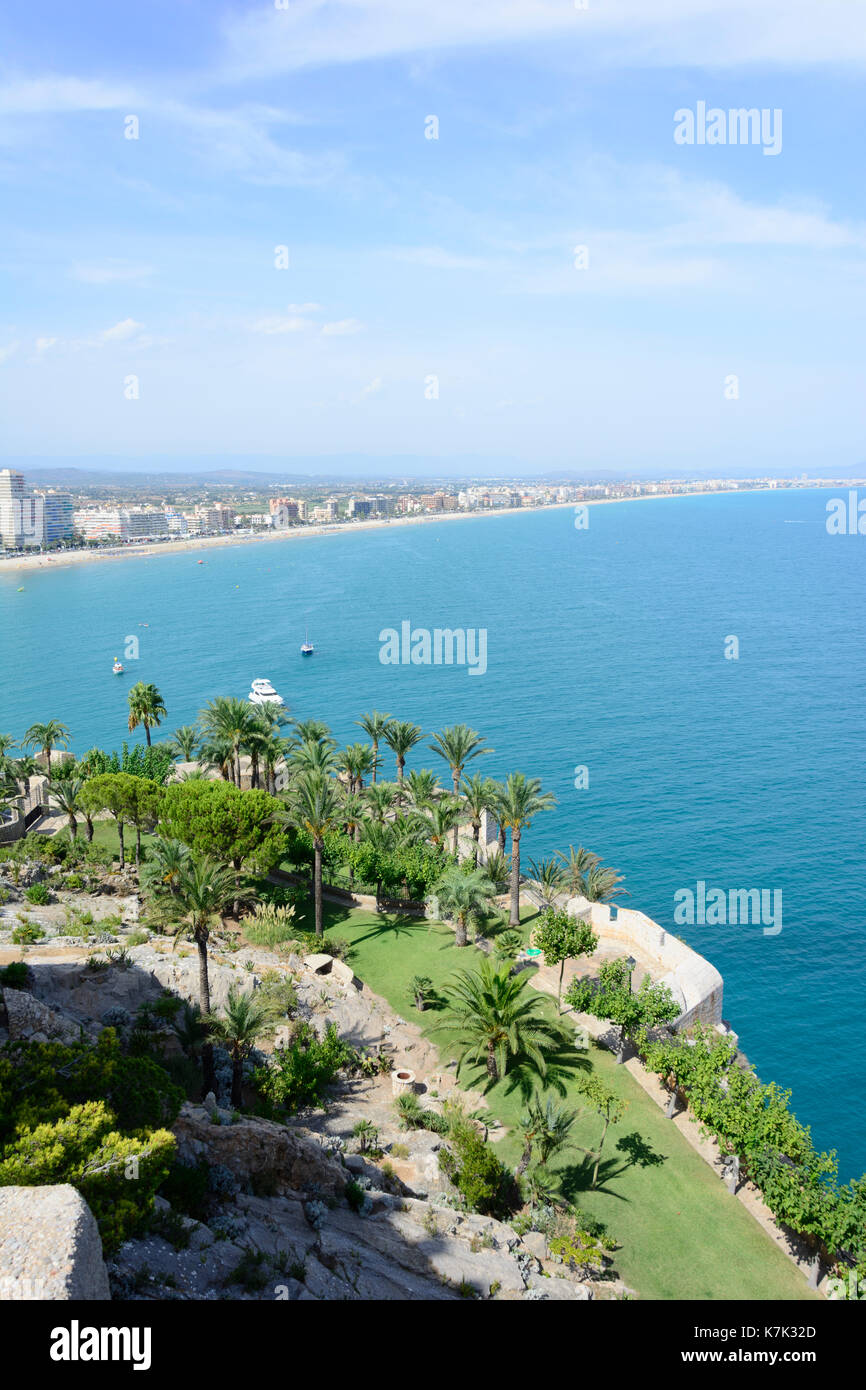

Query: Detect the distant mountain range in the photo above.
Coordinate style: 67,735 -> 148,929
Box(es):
6,457 -> 866,487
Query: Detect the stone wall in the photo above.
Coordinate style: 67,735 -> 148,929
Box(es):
566,896 -> 724,1028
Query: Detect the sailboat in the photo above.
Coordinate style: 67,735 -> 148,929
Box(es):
300,629 -> 314,656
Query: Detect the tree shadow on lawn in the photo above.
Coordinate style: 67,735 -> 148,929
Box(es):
557,1134 -> 668,1204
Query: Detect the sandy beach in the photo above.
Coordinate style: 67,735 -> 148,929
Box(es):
0,486 -> 799,576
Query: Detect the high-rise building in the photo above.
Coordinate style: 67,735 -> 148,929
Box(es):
0,468 -> 45,548
40,492 -> 74,544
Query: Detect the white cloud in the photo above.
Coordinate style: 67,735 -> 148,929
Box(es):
250,315 -> 312,334
221,0 -> 866,76
0,77 -> 134,114
361,376 -> 383,395
0,342 -> 20,365
34,337 -> 57,352
71,261 -> 154,285
321,318 -> 364,335
100,318 -> 144,342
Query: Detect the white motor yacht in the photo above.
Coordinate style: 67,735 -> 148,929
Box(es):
248,678 -> 284,706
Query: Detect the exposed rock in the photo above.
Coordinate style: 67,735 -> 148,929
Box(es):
172,1104 -> 348,1200
0,1185 -> 110,1300
1,988 -> 84,1046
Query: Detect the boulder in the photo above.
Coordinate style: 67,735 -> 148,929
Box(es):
0,1185 -> 110,1300
172,1104 -> 348,1200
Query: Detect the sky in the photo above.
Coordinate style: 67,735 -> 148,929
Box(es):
1,0 -> 865,476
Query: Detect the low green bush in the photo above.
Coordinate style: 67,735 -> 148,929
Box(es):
438,1127 -> 518,1221
10,922 -> 44,945
0,962 -> 29,989
252,1021 -> 355,1117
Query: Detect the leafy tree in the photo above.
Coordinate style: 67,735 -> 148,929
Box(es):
565,956 -> 680,1061
438,1124 -> 517,1219
161,780 -> 285,889
574,1075 -> 628,1189
431,864 -> 497,947
22,720 -> 70,775
77,742 -> 173,785
532,907 -> 598,1011
495,772 -> 556,925
127,682 -> 167,747
79,772 -> 141,870
432,959 -> 570,1084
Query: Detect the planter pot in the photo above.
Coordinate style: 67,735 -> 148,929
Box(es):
391,1068 -> 416,1097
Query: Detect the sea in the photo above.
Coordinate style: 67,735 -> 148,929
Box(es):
1,486 -> 864,1179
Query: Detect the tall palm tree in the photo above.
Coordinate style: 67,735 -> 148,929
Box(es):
127,682 -> 167,747
497,773 -> 556,926
285,771 -> 342,938
432,959 -> 568,1084
199,735 -> 235,781
288,736 -> 337,777
406,768 -> 441,812
258,729 -> 287,796
340,791 -> 367,849
173,856 -> 240,1096
356,711 -> 392,784
382,720 -> 423,795
430,864 -> 497,947
487,779 -> 508,851
168,725 -> 200,762
461,773 -> 498,867
23,720 -> 70,776
292,718 -> 332,744
48,777 -> 85,841
429,725 -> 492,854
516,1093 -> 578,1175
199,696 -> 259,786
205,985 -> 278,1109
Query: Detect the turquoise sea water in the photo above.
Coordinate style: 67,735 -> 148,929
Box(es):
1,487 -> 864,1178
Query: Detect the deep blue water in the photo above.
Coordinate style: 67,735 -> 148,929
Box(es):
1,488 -> 864,1179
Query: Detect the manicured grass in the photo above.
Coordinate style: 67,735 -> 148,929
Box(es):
88,821 -> 157,861
315,901 -> 816,1302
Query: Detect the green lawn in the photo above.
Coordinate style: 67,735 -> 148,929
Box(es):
88,821 -> 157,861
312,901 -> 816,1303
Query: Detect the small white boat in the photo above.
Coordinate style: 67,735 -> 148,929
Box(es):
300,629 -> 314,656
112,658 -> 124,675
249,677 -> 284,706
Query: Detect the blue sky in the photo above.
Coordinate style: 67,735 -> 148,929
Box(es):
1,0 -> 865,475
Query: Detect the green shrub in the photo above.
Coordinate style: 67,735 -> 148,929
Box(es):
124,928 -> 150,947
159,1158 -> 211,1221
438,1128 -> 517,1220
252,1021 -> 355,1116
11,922 -> 44,945
240,902 -> 298,949
0,962 -> 29,989
64,874 -> 85,890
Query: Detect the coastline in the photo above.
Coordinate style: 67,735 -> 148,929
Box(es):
0,484 -> 823,575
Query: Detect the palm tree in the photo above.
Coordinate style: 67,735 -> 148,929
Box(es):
140,836 -> 192,898
356,711 -> 392,783
582,863 -> 628,902
292,718 -> 332,744
497,773 -> 556,926
482,848 -> 510,893
430,864 -> 497,947
424,796 -> 462,855
432,959 -> 568,1084
287,736 -> 337,778
48,777 -> 85,841
364,781 -> 397,825
526,856 -> 568,908
338,742 -> 376,793
127,682 -> 167,747
23,720 -> 70,776
406,768 -> 440,811
555,845 -> 602,896
488,779 -> 508,851
199,735 -> 235,782
199,697 -> 259,786
168,725 -> 200,762
461,773 -> 498,867
174,856 -> 239,1095
429,725 -> 492,853
257,728 -> 287,796
286,771 -> 342,938
516,1093 -> 578,1175
205,985 -> 278,1109
382,720 -> 423,794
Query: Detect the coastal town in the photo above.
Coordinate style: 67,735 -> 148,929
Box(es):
0,466 -> 856,556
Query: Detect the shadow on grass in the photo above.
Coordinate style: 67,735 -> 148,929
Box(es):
615,1131 -> 667,1170
446,1032 -> 593,1104
558,1155 -> 634,1203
